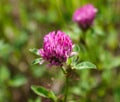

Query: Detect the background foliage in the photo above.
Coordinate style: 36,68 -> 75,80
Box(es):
0,0 -> 120,102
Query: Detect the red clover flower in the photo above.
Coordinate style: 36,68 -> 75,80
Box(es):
39,30 -> 73,66
72,4 -> 97,31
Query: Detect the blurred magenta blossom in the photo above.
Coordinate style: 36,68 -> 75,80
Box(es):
72,4 -> 97,31
39,30 -> 73,66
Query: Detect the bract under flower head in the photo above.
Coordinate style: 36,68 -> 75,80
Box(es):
39,30 -> 73,66
72,4 -> 97,31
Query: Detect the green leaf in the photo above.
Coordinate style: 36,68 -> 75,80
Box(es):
9,75 -> 27,87
67,55 -> 79,65
67,57 -> 71,65
29,48 -> 39,55
0,40 -> 13,60
74,61 -> 97,70
73,44 -> 80,52
31,86 -> 57,102
0,65 -> 10,82
32,58 -> 43,65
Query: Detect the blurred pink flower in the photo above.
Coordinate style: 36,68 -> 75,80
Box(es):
39,30 -> 73,66
72,4 -> 97,31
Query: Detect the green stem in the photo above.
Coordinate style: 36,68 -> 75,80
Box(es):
61,66 -> 69,102
61,67 -> 67,74
64,75 -> 69,102
81,30 -> 87,45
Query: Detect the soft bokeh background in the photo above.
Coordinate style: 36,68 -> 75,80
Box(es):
0,0 -> 120,102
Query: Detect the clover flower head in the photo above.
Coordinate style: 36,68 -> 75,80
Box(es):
72,4 -> 97,31
39,30 -> 73,66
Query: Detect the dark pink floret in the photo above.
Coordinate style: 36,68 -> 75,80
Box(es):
39,30 -> 73,66
72,4 -> 97,31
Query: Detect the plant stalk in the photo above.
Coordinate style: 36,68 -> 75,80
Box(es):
64,75 -> 69,102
